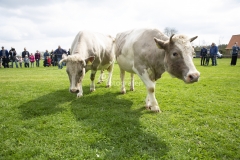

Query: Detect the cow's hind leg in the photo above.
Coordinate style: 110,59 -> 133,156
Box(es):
97,70 -> 104,84
130,73 -> 134,91
120,68 -> 126,94
106,63 -> 114,88
90,70 -> 97,92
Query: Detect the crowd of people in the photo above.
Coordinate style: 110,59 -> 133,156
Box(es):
199,42 -> 239,66
0,46 -> 71,69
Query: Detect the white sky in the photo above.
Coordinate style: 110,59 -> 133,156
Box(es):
0,0 -> 239,54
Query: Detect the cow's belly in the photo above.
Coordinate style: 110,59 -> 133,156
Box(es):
117,52 -> 135,73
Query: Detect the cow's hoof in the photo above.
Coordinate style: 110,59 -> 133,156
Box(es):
90,89 -> 95,92
145,105 -> 161,113
106,85 -> 111,88
97,81 -> 103,84
77,93 -> 83,98
130,87 -> 134,91
121,89 -> 126,94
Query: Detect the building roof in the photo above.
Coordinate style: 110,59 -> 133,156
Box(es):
226,34 -> 240,49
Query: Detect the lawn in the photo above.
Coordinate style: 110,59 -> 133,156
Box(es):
0,58 -> 239,159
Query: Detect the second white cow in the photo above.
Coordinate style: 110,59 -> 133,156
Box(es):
60,31 -> 115,97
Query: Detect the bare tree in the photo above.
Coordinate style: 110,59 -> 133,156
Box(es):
164,27 -> 178,37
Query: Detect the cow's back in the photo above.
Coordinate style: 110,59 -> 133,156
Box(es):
115,28 -> 168,79
71,31 -> 115,70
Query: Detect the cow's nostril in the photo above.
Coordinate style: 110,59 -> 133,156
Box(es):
189,75 -> 194,81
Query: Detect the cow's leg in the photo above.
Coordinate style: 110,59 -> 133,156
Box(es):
90,70 -> 97,92
77,83 -> 83,98
106,63 -> 114,88
138,71 -> 161,112
130,73 -> 134,91
120,68 -> 126,94
97,70 -> 104,84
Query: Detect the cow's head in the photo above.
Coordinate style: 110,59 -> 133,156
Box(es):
154,34 -> 200,83
59,54 -> 95,94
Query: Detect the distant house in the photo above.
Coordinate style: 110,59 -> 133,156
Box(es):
225,34 -> 240,57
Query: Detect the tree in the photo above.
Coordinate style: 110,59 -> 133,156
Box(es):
164,27 -> 178,37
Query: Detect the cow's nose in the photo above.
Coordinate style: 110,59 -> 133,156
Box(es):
187,72 -> 200,83
70,89 -> 79,93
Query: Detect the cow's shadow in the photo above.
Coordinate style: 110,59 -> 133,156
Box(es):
18,89 -> 73,119
70,87 -> 169,159
18,86 -> 168,158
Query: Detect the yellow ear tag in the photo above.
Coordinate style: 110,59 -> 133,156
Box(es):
87,61 -> 92,65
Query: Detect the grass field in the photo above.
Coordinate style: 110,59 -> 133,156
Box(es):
0,58 -> 239,159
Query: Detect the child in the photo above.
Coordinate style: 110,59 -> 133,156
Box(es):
47,56 -> 51,67
205,53 -> 210,66
18,56 -> 23,68
29,53 -> 35,67
24,55 -> 30,68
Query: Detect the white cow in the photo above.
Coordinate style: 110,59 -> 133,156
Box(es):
115,28 -> 200,112
60,31 -> 115,97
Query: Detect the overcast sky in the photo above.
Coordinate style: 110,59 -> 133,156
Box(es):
0,0 -> 239,54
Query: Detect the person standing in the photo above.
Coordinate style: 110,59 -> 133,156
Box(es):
9,47 -> 18,68
22,48 -> 30,59
0,46 -> 9,68
18,56 -> 23,68
230,42 -> 240,66
35,50 -> 41,67
210,43 -> 218,66
43,50 -> 50,60
67,48 -> 71,55
200,46 -> 207,66
24,55 -> 30,68
54,45 -> 67,69
29,53 -> 35,67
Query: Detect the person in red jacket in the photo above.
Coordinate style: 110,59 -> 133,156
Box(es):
29,53 -> 35,67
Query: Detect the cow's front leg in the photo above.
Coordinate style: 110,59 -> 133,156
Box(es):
138,71 -> 161,113
130,73 -> 134,91
77,83 -> 83,98
97,70 -> 104,84
90,70 -> 96,92
106,63 -> 114,88
120,68 -> 126,94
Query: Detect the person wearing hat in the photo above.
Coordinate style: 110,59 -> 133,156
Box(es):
0,46 -> 9,68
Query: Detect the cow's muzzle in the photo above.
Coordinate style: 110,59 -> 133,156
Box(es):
70,89 -> 79,93
185,72 -> 200,83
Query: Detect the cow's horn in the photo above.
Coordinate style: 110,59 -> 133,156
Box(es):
170,34 -> 175,44
189,36 -> 198,42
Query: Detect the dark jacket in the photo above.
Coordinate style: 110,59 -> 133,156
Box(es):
54,48 -> 67,58
232,45 -> 240,55
210,45 -> 218,56
22,50 -> 30,58
200,48 -> 207,56
9,48 -> 17,60
35,52 -> 41,60
0,49 -> 9,58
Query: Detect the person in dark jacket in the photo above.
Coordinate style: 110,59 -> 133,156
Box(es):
9,47 -> 18,68
200,46 -> 207,66
22,48 -> 30,59
35,50 -> 41,67
53,45 -> 67,69
210,43 -> 218,66
230,42 -> 240,66
0,46 -> 9,68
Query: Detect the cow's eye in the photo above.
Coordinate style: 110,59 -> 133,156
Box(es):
173,52 -> 178,56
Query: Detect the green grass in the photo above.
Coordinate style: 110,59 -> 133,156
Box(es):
0,58 -> 239,159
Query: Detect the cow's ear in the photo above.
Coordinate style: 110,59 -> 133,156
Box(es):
154,37 -> 167,49
85,56 -> 95,65
189,36 -> 198,42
